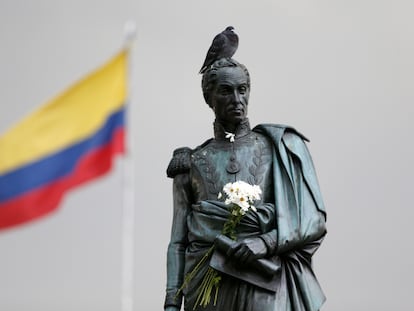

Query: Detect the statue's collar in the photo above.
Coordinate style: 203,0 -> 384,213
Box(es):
213,119 -> 251,142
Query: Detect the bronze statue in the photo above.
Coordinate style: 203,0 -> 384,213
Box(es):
164,45 -> 327,311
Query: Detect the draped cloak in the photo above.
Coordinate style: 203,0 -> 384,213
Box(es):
254,124 -> 327,311
165,124 -> 327,311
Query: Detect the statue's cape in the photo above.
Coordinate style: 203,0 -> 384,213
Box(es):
253,124 -> 327,311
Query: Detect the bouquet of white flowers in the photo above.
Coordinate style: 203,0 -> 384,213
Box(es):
219,181 -> 262,239
177,181 -> 262,309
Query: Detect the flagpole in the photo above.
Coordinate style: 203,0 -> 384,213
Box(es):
121,20 -> 137,311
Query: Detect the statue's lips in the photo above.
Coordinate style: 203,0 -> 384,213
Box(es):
227,108 -> 243,115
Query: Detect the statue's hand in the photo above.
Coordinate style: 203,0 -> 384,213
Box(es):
227,237 -> 267,265
165,307 -> 180,311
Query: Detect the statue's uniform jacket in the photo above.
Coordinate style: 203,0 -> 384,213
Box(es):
165,121 -> 327,311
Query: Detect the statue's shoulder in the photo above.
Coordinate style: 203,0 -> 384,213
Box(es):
254,123 -> 315,162
191,138 -> 214,156
253,123 -> 309,143
166,139 -> 213,178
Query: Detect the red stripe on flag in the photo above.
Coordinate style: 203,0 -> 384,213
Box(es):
0,128 -> 125,230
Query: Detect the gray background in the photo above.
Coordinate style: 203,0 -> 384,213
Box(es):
0,0 -> 413,310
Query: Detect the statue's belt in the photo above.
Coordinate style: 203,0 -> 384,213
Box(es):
209,235 -> 281,292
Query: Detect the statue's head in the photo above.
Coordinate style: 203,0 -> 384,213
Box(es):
202,58 -> 251,127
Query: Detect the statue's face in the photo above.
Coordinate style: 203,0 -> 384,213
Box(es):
211,66 -> 250,127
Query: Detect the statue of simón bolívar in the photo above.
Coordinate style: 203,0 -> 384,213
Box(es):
164,54 -> 327,311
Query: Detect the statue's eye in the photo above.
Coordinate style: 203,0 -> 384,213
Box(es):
239,86 -> 247,94
218,86 -> 232,95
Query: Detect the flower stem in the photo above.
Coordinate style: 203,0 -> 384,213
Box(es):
193,267 -> 221,309
177,202 -> 255,308
175,245 -> 215,301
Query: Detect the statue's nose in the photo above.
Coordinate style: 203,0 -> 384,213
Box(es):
233,91 -> 242,104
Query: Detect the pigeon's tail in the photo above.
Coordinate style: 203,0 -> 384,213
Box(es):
199,58 -> 212,74
199,66 -> 207,74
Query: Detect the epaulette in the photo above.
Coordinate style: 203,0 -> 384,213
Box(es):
166,147 -> 192,178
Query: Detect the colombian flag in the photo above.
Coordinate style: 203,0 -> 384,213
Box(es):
0,50 -> 128,230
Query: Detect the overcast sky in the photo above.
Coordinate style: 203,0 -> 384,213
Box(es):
0,1 -> 413,310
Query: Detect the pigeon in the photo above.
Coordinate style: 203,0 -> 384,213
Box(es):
199,26 -> 239,74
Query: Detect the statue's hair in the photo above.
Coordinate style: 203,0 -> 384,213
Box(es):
201,58 -> 250,108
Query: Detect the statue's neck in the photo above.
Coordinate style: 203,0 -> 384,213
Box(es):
213,119 -> 251,141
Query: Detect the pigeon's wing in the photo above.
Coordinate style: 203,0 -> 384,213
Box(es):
199,33 -> 227,73
207,32 -> 227,59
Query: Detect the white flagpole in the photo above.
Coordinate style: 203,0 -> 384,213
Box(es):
121,20 -> 137,311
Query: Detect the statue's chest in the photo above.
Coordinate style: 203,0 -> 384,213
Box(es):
191,133 -> 273,202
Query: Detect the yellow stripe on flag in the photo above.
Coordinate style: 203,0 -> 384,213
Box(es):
0,50 -> 127,175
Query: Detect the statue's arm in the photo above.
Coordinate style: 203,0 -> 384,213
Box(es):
275,132 -> 327,256
164,147 -> 193,310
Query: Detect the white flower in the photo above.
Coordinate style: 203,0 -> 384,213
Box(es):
225,132 -> 235,143
251,185 -> 262,200
217,192 -> 222,199
221,181 -> 262,214
223,183 -> 235,197
234,195 -> 250,211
